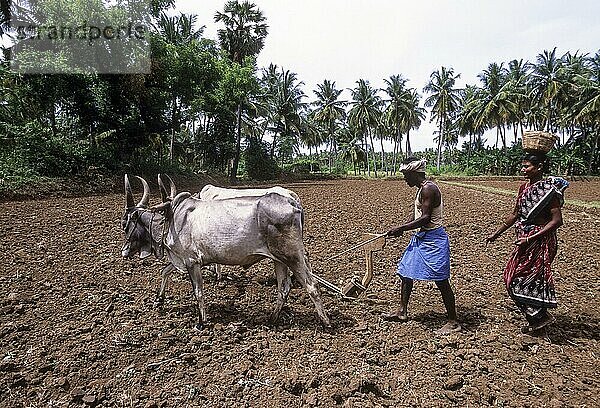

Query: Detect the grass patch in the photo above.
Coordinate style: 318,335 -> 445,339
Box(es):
439,181 -> 600,211
439,181 -> 515,197
565,199 -> 600,209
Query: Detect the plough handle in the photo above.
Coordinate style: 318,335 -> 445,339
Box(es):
326,233 -> 387,261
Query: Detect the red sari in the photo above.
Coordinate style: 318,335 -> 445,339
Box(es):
503,177 -> 567,322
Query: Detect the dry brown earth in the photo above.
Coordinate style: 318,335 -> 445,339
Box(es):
1,179 -> 599,407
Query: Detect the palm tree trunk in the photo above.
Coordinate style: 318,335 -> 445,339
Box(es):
369,129 -> 378,178
546,103 -> 552,132
502,126 -> 509,175
392,138 -> 398,175
379,137 -> 386,176
230,102 -> 243,183
169,96 -> 178,164
394,126 -> 401,175
495,127 -> 499,149
270,133 -> 277,159
170,127 -> 175,164
363,136 -> 370,176
589,129 -> 599,174
406,129 -> 412,158
158,138 -> 163,167
329,138 -> 334,173
466,133 -> 472,170
436,119 -> 444,171
520,121 -> 524,137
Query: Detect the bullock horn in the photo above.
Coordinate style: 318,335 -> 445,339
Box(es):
158,174 -> 168,203
158,174 -> 176,202
164,174 -> 177,199
135,176 -> 150,208
124,174 -> 135,208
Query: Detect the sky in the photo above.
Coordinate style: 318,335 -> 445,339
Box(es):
175,0 -> 600,152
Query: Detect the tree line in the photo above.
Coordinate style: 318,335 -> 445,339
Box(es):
1,1 -> 598,190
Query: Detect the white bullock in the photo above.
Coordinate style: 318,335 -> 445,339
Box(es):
154,179 -> 303,302
198,184 -> 301,204
121,175 -> 329,329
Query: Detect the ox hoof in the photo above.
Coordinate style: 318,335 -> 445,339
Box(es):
193,323 -> 204,332
269,310 -> 282,325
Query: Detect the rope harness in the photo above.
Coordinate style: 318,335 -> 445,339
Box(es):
121,208 -> 167,258
121,197 -> 185,258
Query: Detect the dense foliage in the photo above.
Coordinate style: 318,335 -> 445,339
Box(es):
1,1 -> 598,192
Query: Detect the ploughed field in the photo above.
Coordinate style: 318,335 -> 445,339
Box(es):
1,179 -> 599,407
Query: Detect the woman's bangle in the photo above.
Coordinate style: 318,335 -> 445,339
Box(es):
526,236 -> 529,244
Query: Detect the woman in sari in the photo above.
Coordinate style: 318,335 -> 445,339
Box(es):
486,153 -> 568,334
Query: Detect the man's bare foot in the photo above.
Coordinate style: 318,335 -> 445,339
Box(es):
382,311 -> 409,322
435,321 -> 461,335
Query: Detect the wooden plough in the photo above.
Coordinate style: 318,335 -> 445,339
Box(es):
313,233 -> 387,299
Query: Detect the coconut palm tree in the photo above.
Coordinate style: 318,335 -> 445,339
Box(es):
252,63 -> 281,141
528,48 -> 565,133
0,0 -> 43,62
403,88 -> 426,159
312,79 -> 346,172
215,0 -> 268,182
0,0 -> 12,62
156,12 -> 205,163
375,109 -> 392,175
559,51 -> 590,143
424,67 -> 461,170
267,68 -> 306,163
505,59 -> 530,144
457,84 -> 485,169
571,51 -> 600,173
298,114 -> 325,171
475,62 -> 518,151
382,74 -> 408,171
338,136 -> 367,176
349,79 -> 382,177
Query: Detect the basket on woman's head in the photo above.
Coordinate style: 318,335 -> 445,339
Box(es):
522,131 -> 558,153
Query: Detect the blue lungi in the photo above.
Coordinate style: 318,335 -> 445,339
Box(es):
397,227 -> 450,281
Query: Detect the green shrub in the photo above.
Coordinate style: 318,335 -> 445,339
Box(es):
284,158 -> 321,174
244,137 -> 280,180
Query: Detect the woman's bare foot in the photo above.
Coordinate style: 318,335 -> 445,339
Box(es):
435,321 -> 461,335
522,313 -> 555,334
